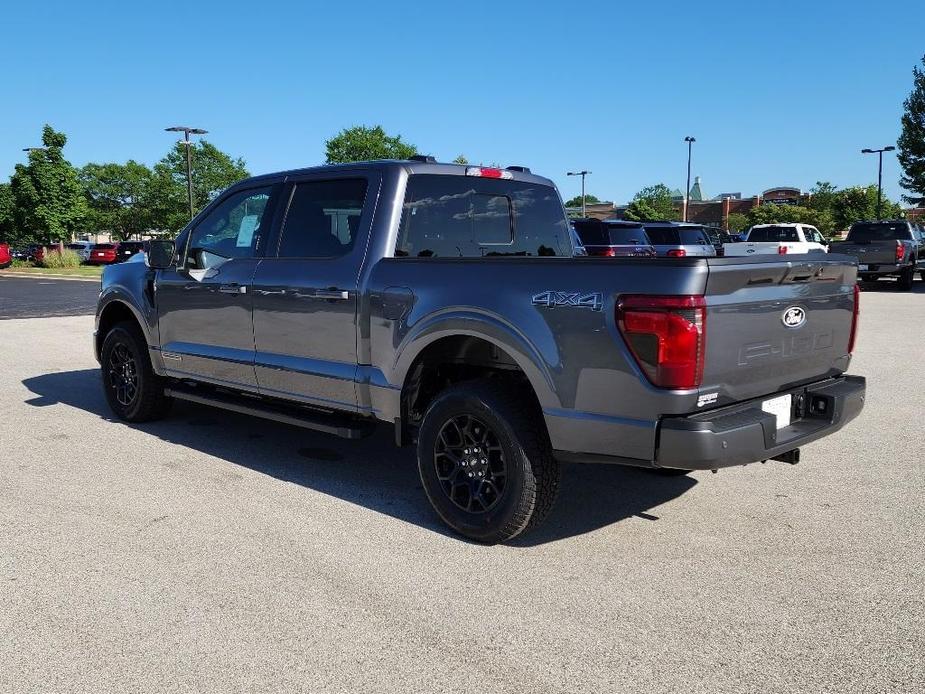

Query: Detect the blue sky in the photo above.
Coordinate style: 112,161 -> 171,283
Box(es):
2,0 -> 923,204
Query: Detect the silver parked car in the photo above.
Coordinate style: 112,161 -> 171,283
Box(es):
66,241 -> 94,262
641,222 -> 717,257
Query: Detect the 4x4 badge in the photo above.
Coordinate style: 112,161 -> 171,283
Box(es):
532,291 -> 603,311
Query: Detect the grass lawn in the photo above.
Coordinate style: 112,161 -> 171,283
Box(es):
4,263 -> 104,277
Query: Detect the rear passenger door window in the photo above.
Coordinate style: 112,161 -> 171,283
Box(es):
276,179 -> 368,258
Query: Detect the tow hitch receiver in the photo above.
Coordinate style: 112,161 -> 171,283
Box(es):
771,449 -> 800,465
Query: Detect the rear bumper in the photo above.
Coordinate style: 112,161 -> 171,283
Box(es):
857,263 -> 905,276
656,375 -> 865,470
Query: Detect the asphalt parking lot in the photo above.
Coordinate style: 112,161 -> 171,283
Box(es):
0,276 -> 922,693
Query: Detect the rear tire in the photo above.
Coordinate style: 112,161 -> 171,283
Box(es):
898,267 -> 914,291
100,321 -> 172,422
416,379 -> 559,543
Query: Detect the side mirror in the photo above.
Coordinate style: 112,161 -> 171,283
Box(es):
146,240 -> 175,269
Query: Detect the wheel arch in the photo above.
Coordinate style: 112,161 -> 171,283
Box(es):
392,314 -> 560,444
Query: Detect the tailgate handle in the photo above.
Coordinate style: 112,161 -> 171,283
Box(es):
782,263 -> 820,284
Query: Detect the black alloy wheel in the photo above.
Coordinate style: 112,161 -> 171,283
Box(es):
434,414 -> 507,513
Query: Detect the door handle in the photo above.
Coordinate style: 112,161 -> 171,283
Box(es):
219,284 -> 247,295
312,288 -> 350,300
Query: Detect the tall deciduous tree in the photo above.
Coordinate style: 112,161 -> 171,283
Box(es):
564,194 -> 601,208
80,161 -> 153,240
148,140 -> 249,233
0,183 -> 14,242
898,54 -> 925,204
10,125 -> 87,244
325,125 -> 417,164
623,184 -> 678,222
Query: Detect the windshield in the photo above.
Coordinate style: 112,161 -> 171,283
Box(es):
848,222 -> 912,241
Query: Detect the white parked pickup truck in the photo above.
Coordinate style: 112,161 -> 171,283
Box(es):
724,223 -> 829,256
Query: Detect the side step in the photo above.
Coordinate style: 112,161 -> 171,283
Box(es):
164,385 -> 374,439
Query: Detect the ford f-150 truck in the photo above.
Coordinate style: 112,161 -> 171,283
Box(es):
830,220 -> 925,290
723,223 -> 829,257
95,159 -> 865,543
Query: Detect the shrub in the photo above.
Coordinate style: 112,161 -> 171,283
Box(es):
38,247 -> 81,268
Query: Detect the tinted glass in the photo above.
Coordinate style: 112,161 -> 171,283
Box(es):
643,227 -> 679,245
277,178 -> 368,258
748,226 -> 799,242
93,244 -> 116,250
185,186 -> 273,270
848,222 -> 912,241
396,175 -> 569,257
573,220 -> 648,246
678,227 -> 709,244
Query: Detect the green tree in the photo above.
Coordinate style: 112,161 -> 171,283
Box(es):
9,125 -> 87,245
726,212 -> 749,232
452,154 -> 469,165
624,184 -> 678,222
898,54 -> 925,204
564,193 -> 601,208
325,125 -> 417,164
0,183 -> 14,242
80,161 -> 153,240
829,185 -> 903,230
147,140 -> 249,234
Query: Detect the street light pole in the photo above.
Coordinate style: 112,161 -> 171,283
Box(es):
861,145 -> 895,220
684,136 -> 696,222
165,126 -> 208,220
567,170 -> 591,217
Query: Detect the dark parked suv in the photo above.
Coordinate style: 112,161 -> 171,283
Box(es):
571,219 -> 655,257
95,159 -> 865,542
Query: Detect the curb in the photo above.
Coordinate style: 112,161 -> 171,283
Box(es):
0,271 -> 101,283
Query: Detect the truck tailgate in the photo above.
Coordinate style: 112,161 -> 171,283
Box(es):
700,255 -> 857,405
832,241 -> 896,265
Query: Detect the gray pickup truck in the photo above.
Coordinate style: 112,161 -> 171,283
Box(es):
95,159 -> 865,542
831,220 -> 925,290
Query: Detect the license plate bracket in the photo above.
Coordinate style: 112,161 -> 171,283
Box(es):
858,264 -> 868,271
762,394 -> 792,430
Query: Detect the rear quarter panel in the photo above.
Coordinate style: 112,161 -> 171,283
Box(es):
363,257 -> 709,460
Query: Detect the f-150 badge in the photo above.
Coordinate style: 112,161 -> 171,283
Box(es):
532,291 -> 603,311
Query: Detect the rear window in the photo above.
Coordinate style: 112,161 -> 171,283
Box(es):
94,244 -> 116,249
395,175 -> 570,257
847,222 -> 912,241
573,220 -> 648,246
748,226 -> 800,242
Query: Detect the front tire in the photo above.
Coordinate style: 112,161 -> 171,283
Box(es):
416,379 -> 559,543
100,321 -> 172,422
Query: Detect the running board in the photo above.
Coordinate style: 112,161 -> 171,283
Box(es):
163,386 -> 374,439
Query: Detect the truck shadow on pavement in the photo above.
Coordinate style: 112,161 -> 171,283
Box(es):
22,369 -> 697,546
857,279 -> 925,293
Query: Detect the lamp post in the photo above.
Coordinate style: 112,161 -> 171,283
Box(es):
860,146 -> 895,220
165,126 -> 208,220
683,136 -> 696,222
567,170 -> 591,217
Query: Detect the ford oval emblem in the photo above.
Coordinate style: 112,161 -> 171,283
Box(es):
782,306 -> 806,328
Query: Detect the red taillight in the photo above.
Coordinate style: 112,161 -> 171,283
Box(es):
465,166 -> 512,180
848,284 -> 860,355
616,295 -> 706,389
667,248 -> 686,258
778,245 -> 788,255
895,240 -> 905,262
